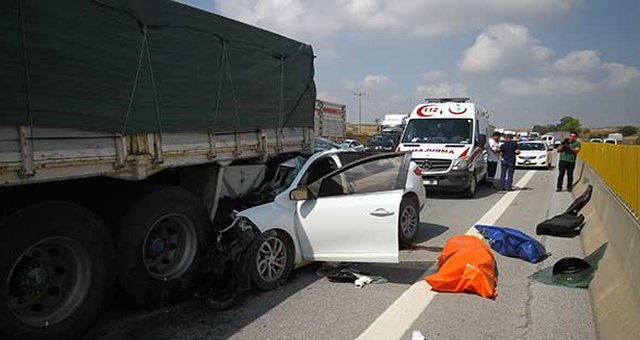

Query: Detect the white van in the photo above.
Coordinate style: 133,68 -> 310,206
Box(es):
540,134 -> 555,149
398,98 -> 491,197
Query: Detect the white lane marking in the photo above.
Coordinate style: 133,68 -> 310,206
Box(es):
356,170 -> 536,340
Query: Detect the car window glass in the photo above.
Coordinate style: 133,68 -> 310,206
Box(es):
299,157 -> 338,186
315,156 -> 404,197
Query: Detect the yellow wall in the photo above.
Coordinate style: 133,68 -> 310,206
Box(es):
579,142 -> 640,216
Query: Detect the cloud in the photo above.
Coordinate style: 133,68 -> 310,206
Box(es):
553,50 -> 602,74
422,70 -> 445,82
603,62 -> 640,88
416,83 -> 469,100
497,48 -> 640,96
362,74 -> 390,89
460,23 -> 552,74
499,77 -> 598,96
212,0 -> 582,44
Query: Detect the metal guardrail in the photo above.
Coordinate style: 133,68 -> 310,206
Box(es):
579,142 -> 640,216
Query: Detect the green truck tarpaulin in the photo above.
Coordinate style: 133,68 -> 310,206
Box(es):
0,0 -> 316,133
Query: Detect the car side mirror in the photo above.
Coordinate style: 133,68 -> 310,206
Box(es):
289,186 -> 312,201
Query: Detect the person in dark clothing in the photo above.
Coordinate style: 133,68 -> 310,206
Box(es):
499,134 -> 520,191
486,131 -> 501,188
556,131 -> 581,192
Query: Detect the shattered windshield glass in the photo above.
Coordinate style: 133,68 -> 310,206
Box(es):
261,156 -> 307,196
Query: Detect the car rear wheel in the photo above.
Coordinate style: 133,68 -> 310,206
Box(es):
249,230 -> 294,291
398,197 -> 420,243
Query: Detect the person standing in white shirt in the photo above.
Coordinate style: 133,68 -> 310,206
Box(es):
486,131 -> 501,188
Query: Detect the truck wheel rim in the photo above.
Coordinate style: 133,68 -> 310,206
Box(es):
6,237 -> 92,328
256,236 -> 287,283
143,213 -> 197,281
401,205 -> 418,237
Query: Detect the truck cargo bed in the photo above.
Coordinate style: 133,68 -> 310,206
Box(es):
0,126 -> 312,186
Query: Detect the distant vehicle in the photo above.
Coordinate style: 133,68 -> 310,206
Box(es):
398,97 -> 491,197
590,138 -> 603,143
607,133 -> 623,142
529,132 -> 540,140
366,133 -> 400,152
223,150 -> 426,289
540,135 -> 555,149
604,138 -> 618,145
341,139 -> 365,150
315,137 -> 342,153
516,141 -> 554,169
381,114 -> 408,132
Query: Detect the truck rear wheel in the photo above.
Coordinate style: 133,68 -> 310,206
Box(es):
117,187 -> 207,308
0,202 -> 114,340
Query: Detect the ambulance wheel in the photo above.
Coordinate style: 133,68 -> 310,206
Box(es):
464,172 -> 477,198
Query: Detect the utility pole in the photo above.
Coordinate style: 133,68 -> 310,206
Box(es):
354,92 -> 366,134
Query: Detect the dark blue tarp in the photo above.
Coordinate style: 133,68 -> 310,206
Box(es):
475,225 -> 547,263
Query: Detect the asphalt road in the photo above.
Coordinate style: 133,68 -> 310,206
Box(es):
90,167 -> 595,340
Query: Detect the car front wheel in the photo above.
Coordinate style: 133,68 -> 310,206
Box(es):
249,230 -> 294,291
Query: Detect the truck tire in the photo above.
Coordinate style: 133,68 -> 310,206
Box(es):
0,202 -> 114,340
248,230 -> 294,291
117,187 -> 208,308
398,197 -> 420,243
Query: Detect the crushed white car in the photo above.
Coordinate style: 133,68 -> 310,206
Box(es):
219,150 -> 426,290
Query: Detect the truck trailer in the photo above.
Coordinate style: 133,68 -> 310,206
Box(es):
0,1 -> 315,338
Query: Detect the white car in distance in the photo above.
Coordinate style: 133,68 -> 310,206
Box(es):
516,141 -> 554,169
221,150 -> 426,290
341,138 -> 365,150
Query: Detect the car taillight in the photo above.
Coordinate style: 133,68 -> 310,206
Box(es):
414,166 -> 422,176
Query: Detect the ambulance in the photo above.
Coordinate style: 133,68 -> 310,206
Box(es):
397,98 -> 491,197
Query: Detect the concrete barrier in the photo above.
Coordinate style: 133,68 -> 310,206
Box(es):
573,159 -> 640,339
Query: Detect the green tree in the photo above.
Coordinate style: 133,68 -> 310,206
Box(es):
619,125 -> 638,136
557,116 -> 582,132
532,124 -> 558,135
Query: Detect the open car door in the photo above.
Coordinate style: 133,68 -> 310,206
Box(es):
293,153 -> 410,263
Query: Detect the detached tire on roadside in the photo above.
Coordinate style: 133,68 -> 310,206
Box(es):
117,187 -> 208,308
0,202 -> 114,340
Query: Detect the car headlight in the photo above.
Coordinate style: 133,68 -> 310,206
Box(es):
236,217 -> 256,232
452,158 -> 469,170
538,154 -> 547,159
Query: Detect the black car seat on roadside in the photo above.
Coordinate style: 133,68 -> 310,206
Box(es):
565,185 -> 593,215
536,185 -> 592,237
536,213 -> 585,237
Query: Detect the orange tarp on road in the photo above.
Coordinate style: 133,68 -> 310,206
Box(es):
425,235 -> 498,299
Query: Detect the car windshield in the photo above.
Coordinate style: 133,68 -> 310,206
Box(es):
401,119 -> 472,144
518,143 -> 546,151
368,134 -> 395,147
261,156 -> 307,196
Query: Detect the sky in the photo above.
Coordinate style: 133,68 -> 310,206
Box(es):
179,0 -> 640,128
